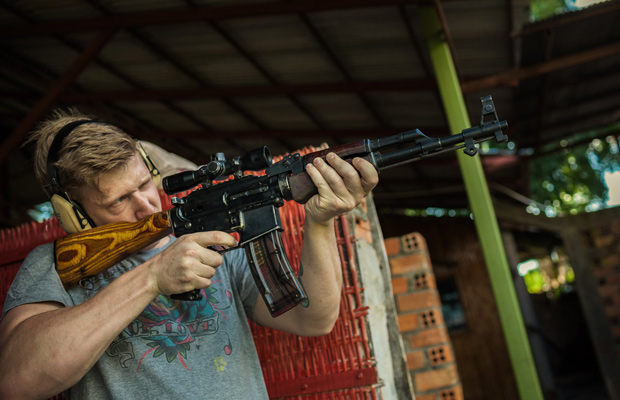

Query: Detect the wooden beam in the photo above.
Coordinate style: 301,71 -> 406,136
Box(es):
492,198 -> 566,232
511,1 -> 620,38
0,0 -> 437,37
461,40 -> 620,94
493,197 -> 620,232
0,30 -> 116,164
42,79 -> 436,103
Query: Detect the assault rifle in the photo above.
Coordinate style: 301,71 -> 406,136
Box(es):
55,95 -> 508,317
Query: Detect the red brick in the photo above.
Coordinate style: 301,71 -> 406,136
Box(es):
402,233 -> 426,253
439,385 -> 464,400
413,271 -> 437,290
414,365 -> 459,392
408,326 -> 449,348
419,309 -> 445,329
384,237 -> 401,256
389,252 -> 431,275
398,313 -> 419,333
392,276 -> 409,294
397,290 -> 440,312
413,394 -> 436,400
427,345 -> 454,366
406,350 -> 427,370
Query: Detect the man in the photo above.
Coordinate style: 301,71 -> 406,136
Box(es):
0,110 -> 378,399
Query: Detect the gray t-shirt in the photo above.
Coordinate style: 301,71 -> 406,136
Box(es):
2,238 -> 267,399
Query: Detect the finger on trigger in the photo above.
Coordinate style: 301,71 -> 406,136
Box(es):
196,231 -> 238,248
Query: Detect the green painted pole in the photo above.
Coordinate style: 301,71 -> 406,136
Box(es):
419,7 -> 543,400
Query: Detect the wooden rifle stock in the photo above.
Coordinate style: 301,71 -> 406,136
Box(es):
55,211 -> 172,288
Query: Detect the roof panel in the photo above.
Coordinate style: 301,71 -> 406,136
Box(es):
1,0 -> 616,223
308,7 -> 426,80
113,100 -> 202,131
300,93 -> 379,129
102,0 -> 192,14
371,91 -> 444,128
12,0 -> 101,21
174,98 -> 259,132
235,96 -> 317,130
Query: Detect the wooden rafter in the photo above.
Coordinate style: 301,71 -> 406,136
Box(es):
0,30 -> 117,163
0,0 -> 439,37
461,40 -> 620,93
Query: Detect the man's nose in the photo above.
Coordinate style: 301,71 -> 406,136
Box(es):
134,193 -> 156,219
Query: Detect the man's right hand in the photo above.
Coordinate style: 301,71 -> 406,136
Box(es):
147,231 -> 238,297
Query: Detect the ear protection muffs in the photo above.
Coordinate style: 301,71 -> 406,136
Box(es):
46,120 -> 161,234
136,141 -> 161,188
47,120 -> 98,234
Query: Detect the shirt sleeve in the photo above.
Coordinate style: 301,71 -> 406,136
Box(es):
1,243 -> 74,321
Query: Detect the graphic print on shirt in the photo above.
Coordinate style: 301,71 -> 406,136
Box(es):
105,282 -> 234,371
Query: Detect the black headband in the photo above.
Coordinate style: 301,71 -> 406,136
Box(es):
46,119 -> 101,191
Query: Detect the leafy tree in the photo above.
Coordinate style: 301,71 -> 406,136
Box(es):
529,132 -> 620,215
529,0 -> 611,21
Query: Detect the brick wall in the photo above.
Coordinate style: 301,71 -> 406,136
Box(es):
384,232 -> 463,400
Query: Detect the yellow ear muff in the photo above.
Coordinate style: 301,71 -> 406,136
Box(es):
137,141 -> 161,188
50,193 -> 93,235
47,119 -> 101,234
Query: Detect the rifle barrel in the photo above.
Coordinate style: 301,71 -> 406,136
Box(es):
373,120 -> 508,169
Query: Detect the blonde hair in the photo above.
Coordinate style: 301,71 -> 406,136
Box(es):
27,108 -> 139,199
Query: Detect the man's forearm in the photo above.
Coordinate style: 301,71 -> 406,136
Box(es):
295,217 -> 343,332
0,262 -> 159,399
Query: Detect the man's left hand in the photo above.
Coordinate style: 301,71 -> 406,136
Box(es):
303,152 -> 379,225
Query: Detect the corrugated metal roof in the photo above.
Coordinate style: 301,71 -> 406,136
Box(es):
1,0 -> 618,226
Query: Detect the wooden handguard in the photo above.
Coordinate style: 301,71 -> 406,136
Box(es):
55,211 -> 172,288
288,154 -> 374,204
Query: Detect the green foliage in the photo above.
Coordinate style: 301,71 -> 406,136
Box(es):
529,133 -> 620,216
520,251 -> 575,299
523,269 -> 545,293
529,0 -> 570,21
529,0 -> 612,21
